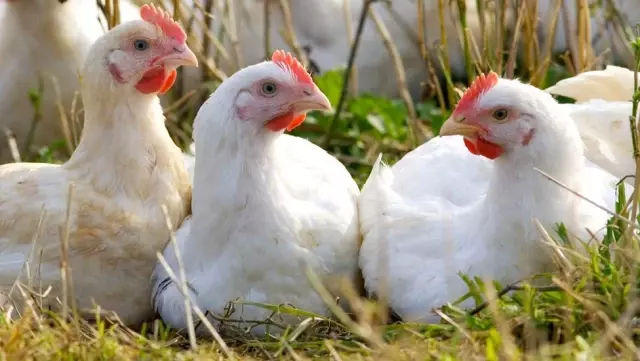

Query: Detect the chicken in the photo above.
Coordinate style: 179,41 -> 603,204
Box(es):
546,65 -> 636,181
537,0 -> 640,66
0,0 -> 140,163
546,65 -> 634,103
182,142 -> 195,182
160,0 -> 481,99
358,72 -> 622,323
0,4 -> 197,326
151,50 -> 361,336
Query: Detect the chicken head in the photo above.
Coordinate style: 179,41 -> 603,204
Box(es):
91,3 -> 198,95
230,50 -> 332,133
439,72 -> 559,160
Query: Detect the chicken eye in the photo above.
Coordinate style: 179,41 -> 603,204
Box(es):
261,82 -> 277,96
134,39 -> 149,51
493,109 -> 508,121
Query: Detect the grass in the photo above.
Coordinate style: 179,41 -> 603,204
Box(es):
4,0 -> 640,359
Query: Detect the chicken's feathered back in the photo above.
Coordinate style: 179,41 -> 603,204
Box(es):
546,65 -> 636,181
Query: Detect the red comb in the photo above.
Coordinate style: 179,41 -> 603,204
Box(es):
453,72 -> 499,116
140,4 -> 186,44
271,50 -> 313,85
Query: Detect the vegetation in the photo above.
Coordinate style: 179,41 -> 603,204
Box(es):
4,0 -> 640,359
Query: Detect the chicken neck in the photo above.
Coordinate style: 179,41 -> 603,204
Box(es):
64,88 -> 186,200
184,103 -> 283,266
475,114 -> 587,249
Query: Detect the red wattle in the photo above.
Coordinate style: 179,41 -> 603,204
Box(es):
135,67 -> 177,94
159,70 -> 177,94
463,137 -> 504,160
265,113 -> 307,132
286,114 -> 306,131
463,138 -> 479,155
265,113 -> 294,132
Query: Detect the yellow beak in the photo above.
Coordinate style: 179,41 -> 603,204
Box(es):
439,115 -> 482,137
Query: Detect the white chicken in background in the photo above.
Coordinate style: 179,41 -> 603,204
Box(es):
158,0 -> 481,99
152,50 -> 361,336
545,65 -> 636,182
358,72 -> 624,323
0,0 -> 140,163
537,0 -> 640,67
0,4 -> 196,326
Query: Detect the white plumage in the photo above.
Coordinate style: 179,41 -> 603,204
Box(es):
546,65 -> 636,181
0,0 -> 140,163
152,52 -> 361,336
358,75 -> 622,323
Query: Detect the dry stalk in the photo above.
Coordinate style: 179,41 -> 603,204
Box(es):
3,128 -> 21,163
621,35 -> 640,273
276,0 -> 308,68
505,1 -> 527,79
324,340 -> 344,361
160,205 -> 196,350
163,89 -> 198,116
224,0 -> 243,70
7,208 -> 47,303
201,0 -> 215,84
494,0 -> 507,75
24,75 -> 44,160
521,0 -> 540,75
455,0 -> 474,82
576,0 -> 593,72
465,28 -> 483,75
187,0 -> 234,70
476,0 -> 486,49
343,0 -> 357,95
322,0 -> 376,148
552,277 -> 639,357
532,0 -> 562,86
104,0 -> 112,29
263,0 -> 271,60
69,90 -> 81,149
48,74 -> 75,155
484,281 -> 520,359
413,0 -> 443,110
535,167 -> 639,232
171,0 -> 181,23
192,46 -> 228,82
156,253 -> 233,357
113,0 -> 120,28
437,0 -> 454,106
368,7 -> 419,147
416,0 -> 427,69
60,183 -> 80,332
305,267 -> 384,349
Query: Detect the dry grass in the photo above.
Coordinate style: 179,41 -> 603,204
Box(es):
3,0 -> 640,359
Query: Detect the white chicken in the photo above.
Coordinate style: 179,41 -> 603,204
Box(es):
182,142 -> 195,181
546,65 -> 636,181
0,4 -> 197,326
0,0 -> 140,163
152,50 -> 361,336
160,0 -> 481,99
358,72 -> 622,323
